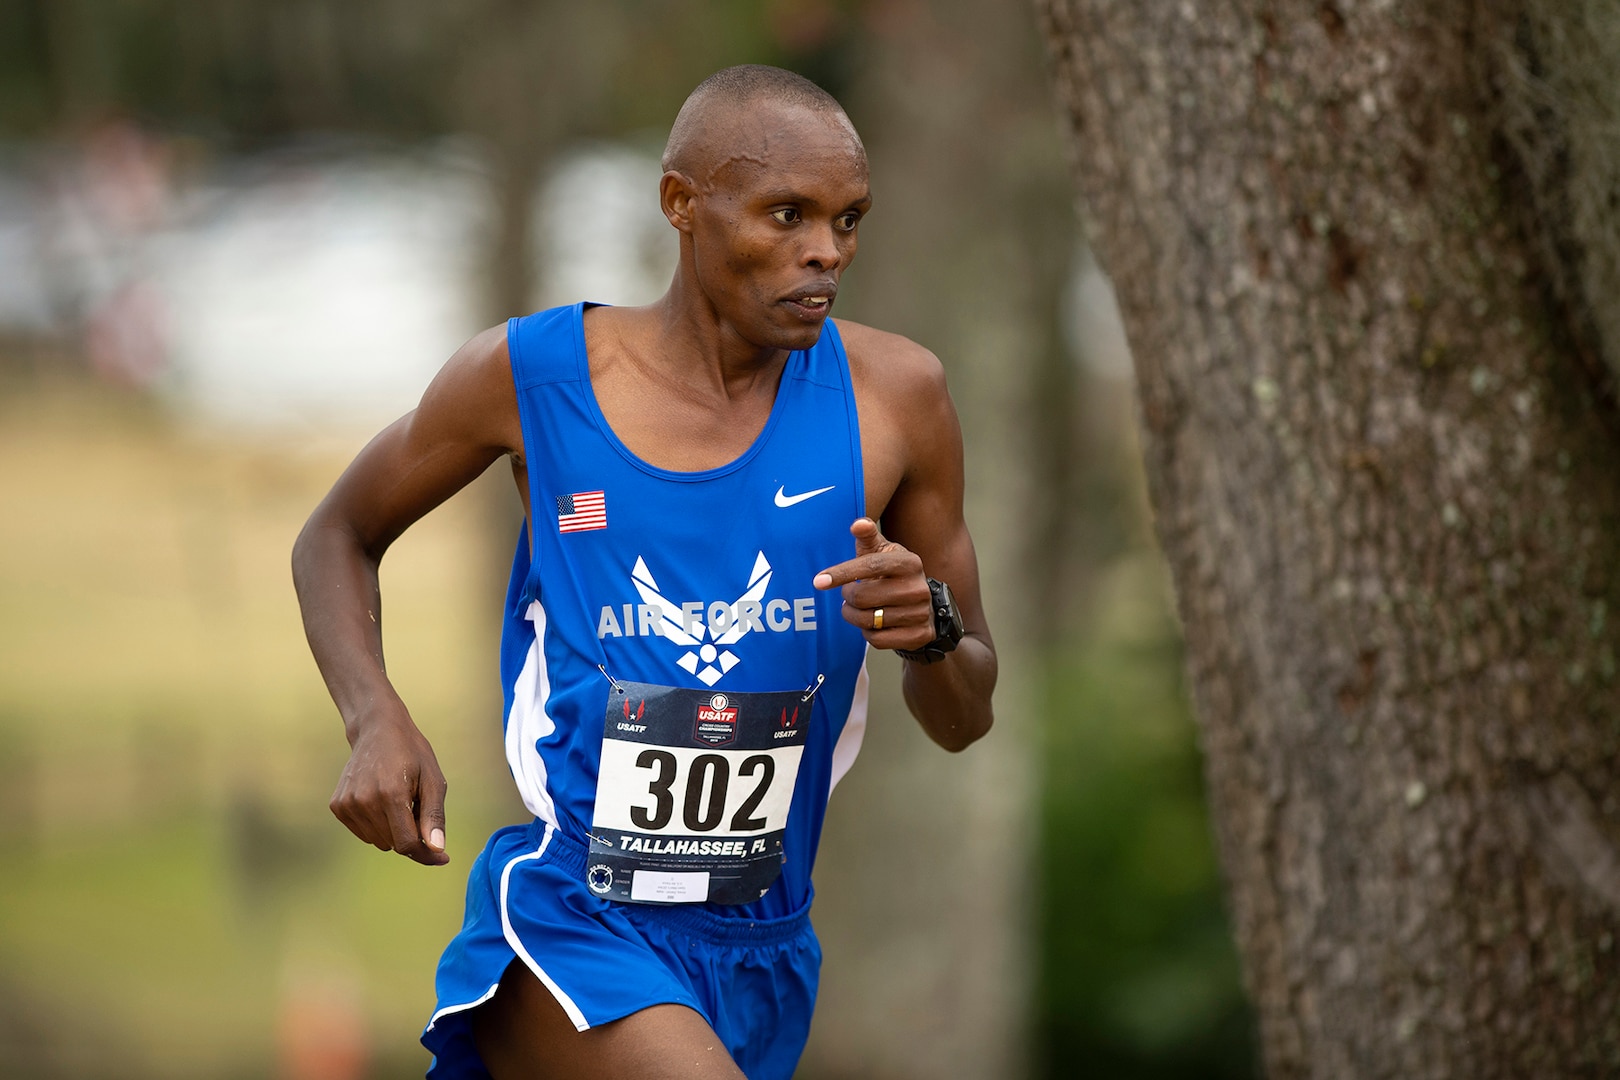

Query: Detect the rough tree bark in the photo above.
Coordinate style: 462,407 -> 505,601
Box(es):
1038,2 -> 1620,1077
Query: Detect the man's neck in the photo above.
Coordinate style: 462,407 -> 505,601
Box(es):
628,284 -> 791,398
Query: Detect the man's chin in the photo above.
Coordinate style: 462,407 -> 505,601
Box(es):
768,308 -> 831,350
783,323 -> 827,349
736,322 -> 825,355
723,303 -> 831,354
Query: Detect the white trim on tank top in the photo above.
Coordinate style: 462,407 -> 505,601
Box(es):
505,601 -> 560,828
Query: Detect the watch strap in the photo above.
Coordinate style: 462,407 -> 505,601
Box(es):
896,578 -> 963,664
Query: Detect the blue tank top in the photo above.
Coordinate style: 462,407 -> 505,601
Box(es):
497,303 -> 870,920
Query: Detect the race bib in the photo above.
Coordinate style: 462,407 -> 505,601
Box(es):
586,680 -> 811,905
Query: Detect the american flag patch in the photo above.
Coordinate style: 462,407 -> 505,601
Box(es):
556,490 -> 607,533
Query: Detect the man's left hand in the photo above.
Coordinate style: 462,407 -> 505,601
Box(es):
814,518 -> 936,651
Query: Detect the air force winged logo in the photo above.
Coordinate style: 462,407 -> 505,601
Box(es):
599,550 -> 818,687
630,552 -> 771,686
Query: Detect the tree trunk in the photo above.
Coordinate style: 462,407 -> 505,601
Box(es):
1037,1 -> 1620,1076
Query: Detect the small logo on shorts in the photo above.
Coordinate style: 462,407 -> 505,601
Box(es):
587,864 -> 614,894
694,693 -> 738,746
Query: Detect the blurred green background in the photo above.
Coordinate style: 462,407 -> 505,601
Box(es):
0,2 -> 1255,1077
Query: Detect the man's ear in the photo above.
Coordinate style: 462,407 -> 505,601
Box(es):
660,171 -> 697,232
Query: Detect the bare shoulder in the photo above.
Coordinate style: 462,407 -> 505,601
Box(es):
832,319 -> 959,517
416,322 -> 522,456
832,318 -> 951,417
429,323 -> 513,405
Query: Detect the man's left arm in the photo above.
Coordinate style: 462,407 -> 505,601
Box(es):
813,352 -> 996,751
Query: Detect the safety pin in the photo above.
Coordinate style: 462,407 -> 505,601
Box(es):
597,664 -> 624,693
801,674 -> 825,703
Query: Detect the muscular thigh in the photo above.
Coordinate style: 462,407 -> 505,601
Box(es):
470,958 -> 747,1080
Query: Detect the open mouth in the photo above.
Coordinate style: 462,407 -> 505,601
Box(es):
784,288 -> 835,319
787,295 -> 832,315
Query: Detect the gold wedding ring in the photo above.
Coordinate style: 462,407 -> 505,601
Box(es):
873,608 -> 884,630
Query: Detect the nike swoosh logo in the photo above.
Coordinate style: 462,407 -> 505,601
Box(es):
775,485 -> 835,508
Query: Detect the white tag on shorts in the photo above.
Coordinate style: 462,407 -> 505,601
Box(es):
631,869 -> 711,903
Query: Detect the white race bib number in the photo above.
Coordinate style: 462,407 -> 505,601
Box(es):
586,681 -> 811,905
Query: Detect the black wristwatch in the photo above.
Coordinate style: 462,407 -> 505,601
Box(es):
896,578 -> 965,664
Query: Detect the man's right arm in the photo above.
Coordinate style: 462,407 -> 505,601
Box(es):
291,324 -> 521,866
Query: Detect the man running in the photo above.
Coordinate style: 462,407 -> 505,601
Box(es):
292,64 -> 996,1079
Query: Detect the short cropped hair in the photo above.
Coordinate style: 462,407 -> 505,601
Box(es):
662,65 -> 846,174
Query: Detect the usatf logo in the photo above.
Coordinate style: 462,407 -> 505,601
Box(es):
595,552 -> 818,686
586,864 -> 614,894
694,693 -> 739,746
615,697 -> 647,734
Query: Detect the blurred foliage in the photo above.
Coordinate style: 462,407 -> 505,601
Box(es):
1037,558 -> 1256,1079
0,0 -> 862,141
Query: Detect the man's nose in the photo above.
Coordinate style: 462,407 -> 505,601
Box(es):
800,223 -> 842,271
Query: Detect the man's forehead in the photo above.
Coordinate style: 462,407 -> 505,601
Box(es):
694,101 -> 867,191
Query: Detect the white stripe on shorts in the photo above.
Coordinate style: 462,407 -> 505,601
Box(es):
424,981 -> 500,1032
501,823 -> 590,1031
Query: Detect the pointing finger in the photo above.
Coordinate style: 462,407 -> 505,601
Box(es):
850,517 -> 885,556
816,519 -> 891,589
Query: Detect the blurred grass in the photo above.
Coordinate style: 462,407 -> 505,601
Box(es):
0,379 -> 522,1078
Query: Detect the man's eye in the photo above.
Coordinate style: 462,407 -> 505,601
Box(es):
770,208 -> 801,225
835,212 -> 861,231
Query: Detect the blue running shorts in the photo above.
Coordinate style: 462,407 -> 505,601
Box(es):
421,820 -> 820,1079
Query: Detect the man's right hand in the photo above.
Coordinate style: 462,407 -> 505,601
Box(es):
293,325 -> 518,868
328,704 -> 449,866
